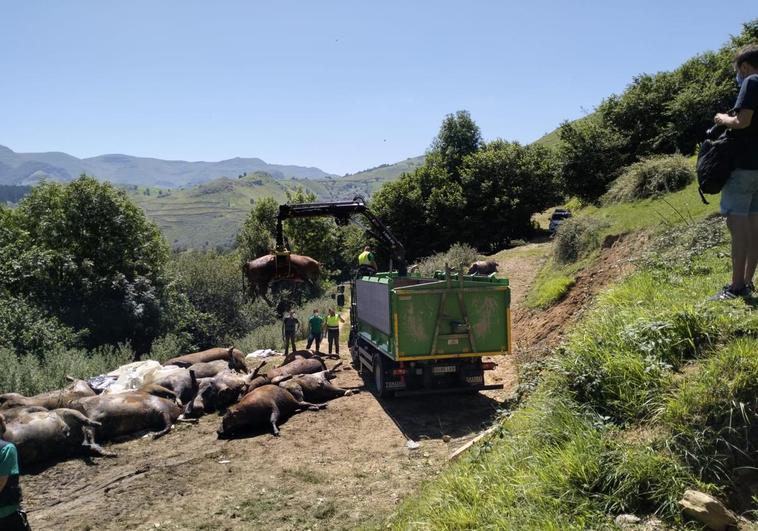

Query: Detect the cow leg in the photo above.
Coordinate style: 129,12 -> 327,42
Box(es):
297,400 -> 327,411
82,426 -> 116,457
270,404 -> 281,436
151,411 -> 175,439
321,382 -> 354,398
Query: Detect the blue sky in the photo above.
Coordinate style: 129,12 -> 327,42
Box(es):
0,1 -> 755,175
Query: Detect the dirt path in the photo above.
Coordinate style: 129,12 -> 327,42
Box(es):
22,340 -> 505,531
20,236 -> 641,531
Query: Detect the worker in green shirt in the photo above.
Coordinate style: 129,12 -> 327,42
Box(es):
357,246 -> 378,276
326,308 -> 346,355
0,414 -> 30,531
306,309 -> 324,352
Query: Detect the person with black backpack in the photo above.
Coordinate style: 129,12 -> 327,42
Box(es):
0,414 -> 31,531
709,44 -> 758,300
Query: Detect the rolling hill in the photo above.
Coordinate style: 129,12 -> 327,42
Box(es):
0,144 -> 335,188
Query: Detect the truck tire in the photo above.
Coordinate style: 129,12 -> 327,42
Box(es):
372,354 -> 393,399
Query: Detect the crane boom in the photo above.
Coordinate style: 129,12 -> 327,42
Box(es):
275,197 -> 407,276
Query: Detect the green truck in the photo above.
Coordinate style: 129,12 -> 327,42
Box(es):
349,270 -> 511,397
269,198 -> 511,397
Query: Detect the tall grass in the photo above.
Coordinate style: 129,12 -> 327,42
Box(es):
0,344 -> 134,396
391,215 -> 756,527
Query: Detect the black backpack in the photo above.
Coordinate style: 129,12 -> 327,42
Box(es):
696,124 -> 737,204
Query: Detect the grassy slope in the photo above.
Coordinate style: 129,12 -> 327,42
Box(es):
526,178 -> 717,308
126,157 -> 424,250
126,172 -> 291,250
389,187 -> 758,529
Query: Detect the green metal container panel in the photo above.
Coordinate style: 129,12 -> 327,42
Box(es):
353,273 -> 510,362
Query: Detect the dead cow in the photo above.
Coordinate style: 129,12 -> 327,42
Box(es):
266,357 -> 326,381
188,360 -> 234,379
276,363 -> 356,402
72,371 -> 199,440
164,347 -> 248,373
467,260 -> 498,276
243,253 -> 321,304
0,378 -> 95,410
4,408 -> 112,465
217,385 -> 326,438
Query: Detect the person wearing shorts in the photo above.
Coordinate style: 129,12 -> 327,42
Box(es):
711,44 -> 758,300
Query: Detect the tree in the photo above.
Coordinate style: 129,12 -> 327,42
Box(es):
559,118 -> 627,203
429,110 -> 483,177
282,188 -> 339,275
460,140 -> 563,250
7,175 -> 169,352
237,196 -> 278,262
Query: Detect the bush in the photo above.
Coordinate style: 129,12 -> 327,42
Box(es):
0,294 -> 80,357
553,218 -> 605,264
0,344 -> 134,395
415,243 -> 481,277
603,155 -> 695,204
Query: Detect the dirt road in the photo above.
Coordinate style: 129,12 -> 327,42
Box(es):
21,243 -> 554,531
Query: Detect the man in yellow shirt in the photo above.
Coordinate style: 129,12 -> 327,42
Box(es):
357,246 -> 378,276
325,308 -> 345,355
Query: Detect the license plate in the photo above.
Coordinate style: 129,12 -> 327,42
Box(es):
465,376 -> 484,384
433,365 -> 457,374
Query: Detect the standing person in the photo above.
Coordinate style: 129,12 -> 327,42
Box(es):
711,44 -> 758,300
0,414 -> 30,531
325,308 -> 346,356
306,309 -> 324,352
281,310 -> 300,356
357,246 -> 378,276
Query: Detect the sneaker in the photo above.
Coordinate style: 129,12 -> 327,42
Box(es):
747,281 -> 756,294
709,284 -> 749,301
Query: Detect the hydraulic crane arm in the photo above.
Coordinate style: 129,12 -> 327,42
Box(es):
275,197 -> 407,276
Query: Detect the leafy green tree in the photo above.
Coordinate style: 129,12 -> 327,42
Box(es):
429,110 -> 483,177
236,196 -> 278,262
460,140 -> 563,250
282,188 -> 339,275
559,118 -> 627,202
7,175 -> 169,352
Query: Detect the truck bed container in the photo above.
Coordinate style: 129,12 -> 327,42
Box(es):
350,271 -> 510,396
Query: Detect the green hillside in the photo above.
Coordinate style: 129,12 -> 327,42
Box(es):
126,172 -> 292,250
127,156 -> 426,250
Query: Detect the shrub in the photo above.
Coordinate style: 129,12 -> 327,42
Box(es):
0,294 -> 80,357
553,218 -> 605,264
603,155 -> 695,204
0,344 -> 134,395
415,243 -> 481,277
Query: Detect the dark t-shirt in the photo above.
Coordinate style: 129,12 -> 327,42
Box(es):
730,74 -> 758,169
282,316 -> 299,334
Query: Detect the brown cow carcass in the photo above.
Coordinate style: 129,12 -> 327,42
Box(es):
217,385 -> 326,438
164,347 -> 248,372
243,254 -> 320,303
4,408 -> 112,465
71,372 -> 199,440
277,363 -> 357,402
0,378 -> 95,410
467,260 -> 498,276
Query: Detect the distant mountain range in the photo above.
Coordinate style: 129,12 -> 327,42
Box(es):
0,144 -> 336,188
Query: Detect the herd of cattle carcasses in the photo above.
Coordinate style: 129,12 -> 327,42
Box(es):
0,347 -> 356,467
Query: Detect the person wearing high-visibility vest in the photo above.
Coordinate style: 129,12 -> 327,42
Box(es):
357,246 -> 378,276
325,308 -> 346,355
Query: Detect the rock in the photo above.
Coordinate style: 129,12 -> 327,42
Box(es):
405,440 -> 420,450
614,514 -> 641,528
678,489 -> 738,531
442,435 -> 451,443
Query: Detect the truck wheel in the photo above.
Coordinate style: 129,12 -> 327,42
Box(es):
372,354 -> 393,398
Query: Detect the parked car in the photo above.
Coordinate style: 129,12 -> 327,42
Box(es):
548,209 -> 572,233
